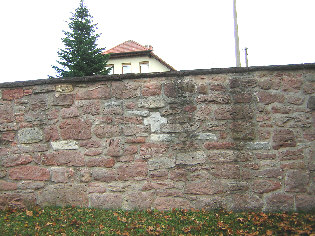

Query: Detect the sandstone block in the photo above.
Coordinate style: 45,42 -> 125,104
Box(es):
140,143 -> 168,159
89,193 -> 122,209
107,139 -> 124,157
92,169 -> 118,182
126,110 -> 150,117
84,149 -> 103,156
118,162 -> 148,181
38,184 -> 88,207
265,193 -> 294,212
59,119 -> 92,140
60,107 -> 80,118
51,140 -> 79,150
2,89 -> 24,100
0,193 -> 36,209
9,166 -> 50,180
148,156 -> 175,170
43,125 -> 60,141
52,94 -> 74,106
228,194 -> 263,211
18,181 -> 45,190
154,197 -> 192,211
2,154 -> 32,167
0,180 -> 18,191
76,85 -> 111,100
41,150 -> 85,166
272,129 -> 296,150
204,142 -> 235,150
210,164 -> 240,179
142,82 -> 161,96
0,103 -> 14,123
285,170 -> 309,192
185,180 -> 225,195
150,134 -> 173,142
125,192 -> 154,210
94,125 -> 121,138
85,157 -> 115,168
176,151 -> 206,165
245,142 -> 271,150
51,167 -> 74,183
194,196 -> 225,210
197,133 -> 217,140
307,96 -> 315,110
295,194 -> 315,211
18,127 -> 43,144
88,182 -> 107,193
252,179 -> 281,193
257,91 -> 284,105
55,84 -> 73,93
139,97 -> 165,109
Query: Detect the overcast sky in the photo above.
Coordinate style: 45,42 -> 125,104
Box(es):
1,0 -> 314,83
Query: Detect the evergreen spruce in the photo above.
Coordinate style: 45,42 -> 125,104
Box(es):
52,0 -> 110,77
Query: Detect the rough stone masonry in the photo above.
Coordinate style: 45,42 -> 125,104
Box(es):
0,64 -> 314,211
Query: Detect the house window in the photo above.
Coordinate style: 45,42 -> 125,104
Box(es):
106,64 -> 114,75
122,63 -> 131,74
140,61 -> 149,73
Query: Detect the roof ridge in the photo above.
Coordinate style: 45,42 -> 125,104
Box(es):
104,40 -> 150,54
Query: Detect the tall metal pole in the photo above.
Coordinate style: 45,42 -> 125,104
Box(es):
233,0 -> 241,67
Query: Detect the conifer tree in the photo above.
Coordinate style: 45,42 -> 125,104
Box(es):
52,0 -> 110,77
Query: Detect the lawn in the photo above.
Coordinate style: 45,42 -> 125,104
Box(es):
0,206 -> 314,235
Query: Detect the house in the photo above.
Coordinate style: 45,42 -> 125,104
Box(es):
104,40 -> 176,74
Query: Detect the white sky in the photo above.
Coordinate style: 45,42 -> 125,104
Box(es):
0,0 -> 314,83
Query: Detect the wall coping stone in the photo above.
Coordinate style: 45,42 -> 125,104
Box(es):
1,63 -> 315,88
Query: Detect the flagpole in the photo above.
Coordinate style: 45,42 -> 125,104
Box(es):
233,0 -> 241,67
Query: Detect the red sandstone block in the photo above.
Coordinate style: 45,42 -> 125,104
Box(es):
279,149 -> 304,161
43,125 -> 60,142
265,193 -> 294,212
0,180 -> 18,191
2,89 -> 24,100
163,82 -> 177,98
295,195 -> 315,211
60,107 -> 80,119
183,105 -> 197,113
142,82 -> 161,96
185,180 -> 225,195
210,164 -> 240,179
75,85 -> 111,100
79,140 -> 102,149
285,170 -> 309,193
117,162 -> 148,181
41,151 -> 85,166
52,94 -> 74,106
9,166 -> 50,181
140,143 -> 168,158
282,77 -> 303,92
93,124 -> 121,138
85,157 -> 115,168
252,179 -> 281,193
51,167 -> 74,183
59,119 -> 92,140
23,89 -> 32,96
112,81 -> 139,99
272,129 -> 296,150
84,149 -> 103,156
281,161 -> 306,170
257,91 -> 284,105
88,182 -> 107,193
107,139 -> 124,157
125,137 -> 146,143
204,142 -> 235,150
2,154 -> 33,167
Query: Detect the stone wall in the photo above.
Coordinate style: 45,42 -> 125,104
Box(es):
0,64 -> 314,211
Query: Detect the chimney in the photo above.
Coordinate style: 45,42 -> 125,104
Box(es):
145,45 -> 153,50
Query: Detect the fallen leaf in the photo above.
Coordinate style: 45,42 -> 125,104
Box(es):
26,210 -> 33,216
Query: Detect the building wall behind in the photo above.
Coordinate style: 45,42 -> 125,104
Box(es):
107,56 -> 170,74
0,65 -> 314,211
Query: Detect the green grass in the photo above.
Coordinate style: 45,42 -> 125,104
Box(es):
0,206 -> 314,235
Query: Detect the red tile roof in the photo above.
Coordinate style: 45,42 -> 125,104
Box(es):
104,40 -> 176,71
104,40 -> 152,54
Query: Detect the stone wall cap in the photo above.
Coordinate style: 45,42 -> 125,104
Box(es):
1,63 -> 315,88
